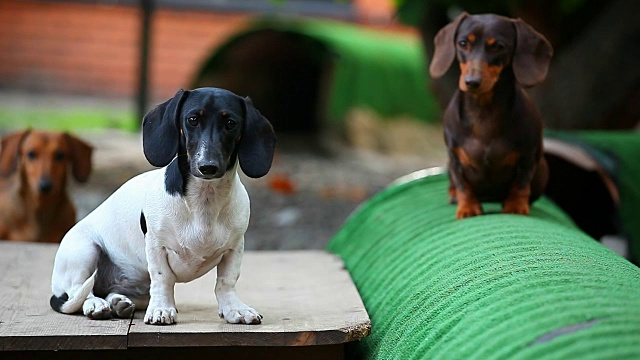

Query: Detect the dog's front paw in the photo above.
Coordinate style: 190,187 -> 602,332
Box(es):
83,297 -> 112,320
448,185 -> 458,204
456,203 -> 483,219
503,187 -> 531,215
503,199 -> 530,215
218,303 -> 263,325
144,306 -> 177,325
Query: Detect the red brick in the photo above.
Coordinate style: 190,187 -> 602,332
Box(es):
0,0 -> 249,99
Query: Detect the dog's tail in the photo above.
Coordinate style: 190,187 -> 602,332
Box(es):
50,270 -> 97,314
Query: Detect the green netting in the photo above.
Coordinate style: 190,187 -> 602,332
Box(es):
194,17 -> 439,124
546,131 -> 640,263
328,173 -> 640,359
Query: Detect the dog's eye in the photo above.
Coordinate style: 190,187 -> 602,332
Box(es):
458,40 -> 468,48
225,119 -> 237,131
488,42 -> 505,52
27,150 -> 37,160
54,151 -> 65,161
187,117 -> 199,126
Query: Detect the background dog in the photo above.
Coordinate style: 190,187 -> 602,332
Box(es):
0,130 -> 92,242
50,87 -> 276,325
429,12 -> 553,219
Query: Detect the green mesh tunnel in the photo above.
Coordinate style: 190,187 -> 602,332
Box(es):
544,131 -> 640,264
192,17 -> 438,133
328,172 -> 640,359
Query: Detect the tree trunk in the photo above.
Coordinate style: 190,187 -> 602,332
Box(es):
532,0 -> 640,129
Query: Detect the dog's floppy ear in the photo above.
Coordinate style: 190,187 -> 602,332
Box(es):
143,89 -> 189,167
0,129 -> 30,177
429,12 -> 468,78
239,97 -> 276,178
512,18 -> 553,87
64,133 -> 93,183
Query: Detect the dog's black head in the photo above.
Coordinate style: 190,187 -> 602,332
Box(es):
429,12 -> 553,93
142,88 -> 276,190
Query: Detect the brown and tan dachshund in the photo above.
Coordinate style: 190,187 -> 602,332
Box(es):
430,12 -> 553,219
0,130 -> 92,242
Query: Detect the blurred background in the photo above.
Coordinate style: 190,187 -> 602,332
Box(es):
0,0 -> 638,249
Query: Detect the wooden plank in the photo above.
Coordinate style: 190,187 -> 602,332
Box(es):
8,345 -> 344,360
0,242 -> 370,351
0,241 -> 131,351
128,251 -> 370,347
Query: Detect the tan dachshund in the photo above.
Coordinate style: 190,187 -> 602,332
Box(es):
0,130 -> 92,242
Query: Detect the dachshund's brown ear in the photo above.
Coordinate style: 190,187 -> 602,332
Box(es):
512,18 -> 553,87
0,129 -> 30,177
429,12 -> 468,79
64,133 -> 93,183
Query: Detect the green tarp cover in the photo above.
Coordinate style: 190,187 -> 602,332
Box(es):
328,173 -> 640,359
195,17 -> 438,124
546,131 -> 640,263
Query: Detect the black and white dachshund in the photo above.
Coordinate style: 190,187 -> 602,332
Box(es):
50,87 -> 276,325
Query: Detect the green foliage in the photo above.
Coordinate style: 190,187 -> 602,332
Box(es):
558,0 -> 587,14
395,0 -> 588,26
0,107 -> 138,133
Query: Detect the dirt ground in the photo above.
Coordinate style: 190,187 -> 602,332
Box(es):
69,120 -> 447,250
0,91 -> 447,249
3,94 -> 629,256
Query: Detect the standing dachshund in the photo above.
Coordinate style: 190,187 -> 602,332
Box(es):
430,12 -> 553,219
0,130 -> 92,242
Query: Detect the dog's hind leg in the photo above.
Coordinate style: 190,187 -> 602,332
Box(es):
105,293 -> 136,319
82,295 -> 111,319
51,227 -> 103,315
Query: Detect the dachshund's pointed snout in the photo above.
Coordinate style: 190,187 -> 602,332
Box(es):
465,76 -> 482,91
39,178 -> 53,194
198,164 -> 219,177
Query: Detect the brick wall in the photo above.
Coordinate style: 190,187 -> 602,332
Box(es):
0,0 -> 249,100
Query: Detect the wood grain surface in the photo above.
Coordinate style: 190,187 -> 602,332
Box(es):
0,241 -> 130,351
0,242 -> 370,351
128,250 -> 370,347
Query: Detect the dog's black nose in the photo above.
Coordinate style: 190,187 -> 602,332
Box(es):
39,178 -> 53,193
199,164 -> 219,176
465,77 -> 482,90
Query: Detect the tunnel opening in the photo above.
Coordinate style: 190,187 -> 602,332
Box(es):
194,30 -> 330,136
544,153 -> 619,241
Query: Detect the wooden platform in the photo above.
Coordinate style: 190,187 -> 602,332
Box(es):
0,241 -> 370,359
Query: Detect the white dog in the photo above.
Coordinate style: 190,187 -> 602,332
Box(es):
50,88 -> 276,325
